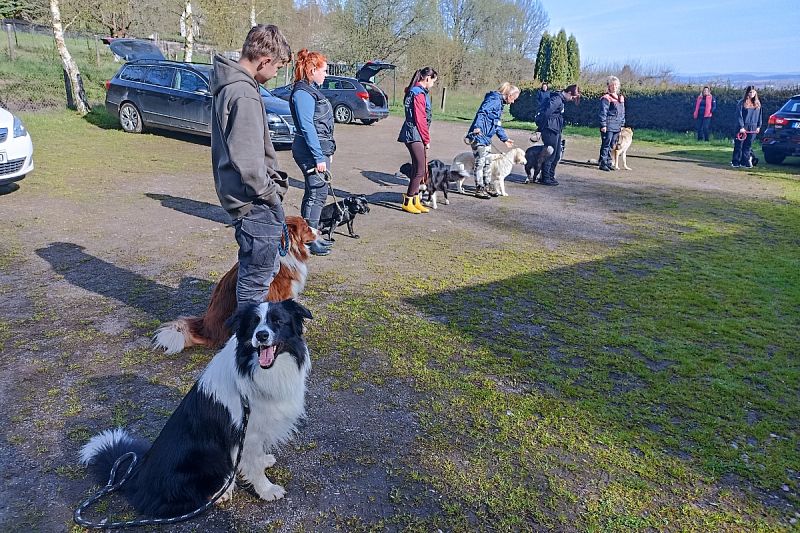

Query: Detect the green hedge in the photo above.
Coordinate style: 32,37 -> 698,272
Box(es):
510,85 -> 800,137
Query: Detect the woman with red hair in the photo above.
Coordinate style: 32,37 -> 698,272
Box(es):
289,49 -> 336,255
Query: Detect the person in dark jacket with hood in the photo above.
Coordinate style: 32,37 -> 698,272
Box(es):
537,82 -> 550,109
397,66 -> 437,214
598,76 -> 625,171
465,82 -> 519,199
289,49 -> 336,255
693,86 -> 716,141
211,24 -> 291,307
535,84 -> 581,186
731,86 -> 762,168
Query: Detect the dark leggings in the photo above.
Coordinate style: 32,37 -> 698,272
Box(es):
540,129 -> 562,180
732,133 -> 755,166
405,141 -> 426,196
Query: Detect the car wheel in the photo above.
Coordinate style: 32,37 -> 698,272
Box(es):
334,104 -> 353,124
762,149 -> 785,165
361,119 -> 377,125
119,102 -> 143,133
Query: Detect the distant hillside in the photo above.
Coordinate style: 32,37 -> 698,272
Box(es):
675,72 -> 800,89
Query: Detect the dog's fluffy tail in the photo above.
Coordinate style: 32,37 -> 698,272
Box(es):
79,428 -> 150,486
152,316 -> 211,354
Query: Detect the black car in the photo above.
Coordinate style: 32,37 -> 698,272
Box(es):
761,94 -> 800,165
271,62 -> 394,125
103,39 -> 295,144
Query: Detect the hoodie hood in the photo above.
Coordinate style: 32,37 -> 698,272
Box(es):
211,55 -> 257,97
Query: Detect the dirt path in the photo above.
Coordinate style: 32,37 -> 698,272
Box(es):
0,115 -> 792,531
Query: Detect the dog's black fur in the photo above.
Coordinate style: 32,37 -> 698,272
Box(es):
399,159 -> 470,207
318,195 -> 370,240
524,144 -> 555,183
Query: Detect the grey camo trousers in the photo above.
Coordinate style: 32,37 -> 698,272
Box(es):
471,143 -> 492,188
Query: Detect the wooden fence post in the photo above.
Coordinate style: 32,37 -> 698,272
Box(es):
441,86 -> 447,113
5,24 -> 15,61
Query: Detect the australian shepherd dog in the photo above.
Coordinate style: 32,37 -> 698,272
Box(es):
79,300 -> 312,518
153,215 -> 316,354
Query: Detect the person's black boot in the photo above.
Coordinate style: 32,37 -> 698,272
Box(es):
540,177 -> 559,186
308,241 -> 331,256
475,186 -> 490,199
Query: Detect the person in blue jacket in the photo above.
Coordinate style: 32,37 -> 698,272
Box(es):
289,49 -> 336,256
598,76 -> 625,171
731,86 -> 762,168
465,82 -> 520,199
535,84 -> 581,186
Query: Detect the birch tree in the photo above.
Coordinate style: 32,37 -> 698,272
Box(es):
182,0 -> 194,61
50,0 -> 89,115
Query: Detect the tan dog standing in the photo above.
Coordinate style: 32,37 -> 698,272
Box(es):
612,127 -> 634,170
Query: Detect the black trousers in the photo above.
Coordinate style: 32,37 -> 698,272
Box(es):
599,130 -> 619,168
732,133 -> 756,166
540,129 -> 562,180
696,117 -> 711,141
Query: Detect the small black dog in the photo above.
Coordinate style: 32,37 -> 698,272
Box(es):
524,144 -> 555,183
399,159 -> 470,209
318,195 -> 370,241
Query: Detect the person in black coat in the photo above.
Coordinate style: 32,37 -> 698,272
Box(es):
535,84 -> 581,186
598,76 -> 625,171
731,86 -> 762,168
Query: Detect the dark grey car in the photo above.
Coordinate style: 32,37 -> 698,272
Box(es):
103,39 -> 295,144
272,62 -> 394,125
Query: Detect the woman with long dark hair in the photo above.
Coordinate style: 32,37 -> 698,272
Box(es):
397,66 -> 437,214
289,49 -> 336,255
731,86 -> 762,168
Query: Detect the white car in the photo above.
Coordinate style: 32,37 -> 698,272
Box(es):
0,107 -> 34,186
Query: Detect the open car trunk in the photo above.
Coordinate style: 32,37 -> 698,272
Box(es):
362,81 -> 387,108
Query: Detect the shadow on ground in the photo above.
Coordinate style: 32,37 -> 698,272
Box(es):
35,242 -> 206,320
146,193 -> 229,224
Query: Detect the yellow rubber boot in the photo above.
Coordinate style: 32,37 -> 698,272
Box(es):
414,194 -> 430,213
402,194 -> 421,214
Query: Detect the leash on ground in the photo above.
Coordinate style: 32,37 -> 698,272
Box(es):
73,397 -> 251,529
736,130 -> 759,141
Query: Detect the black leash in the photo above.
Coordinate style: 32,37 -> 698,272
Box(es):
74,397 -> 251,529
320,170 -> 344,215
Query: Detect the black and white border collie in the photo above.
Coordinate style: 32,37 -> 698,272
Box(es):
79,300 -> 312,518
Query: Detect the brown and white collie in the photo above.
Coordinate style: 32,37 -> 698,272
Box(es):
152,216 -> 316,354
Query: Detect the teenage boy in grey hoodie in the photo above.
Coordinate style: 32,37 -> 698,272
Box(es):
211,24 -> 292,307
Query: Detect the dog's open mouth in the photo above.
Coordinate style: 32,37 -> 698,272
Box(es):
258,345 -> 277,369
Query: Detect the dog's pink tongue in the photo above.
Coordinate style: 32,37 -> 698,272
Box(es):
259,346 -> 276,368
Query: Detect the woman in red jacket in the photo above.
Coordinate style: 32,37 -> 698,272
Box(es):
397,66 -> 437,214
693,86 -> 716,142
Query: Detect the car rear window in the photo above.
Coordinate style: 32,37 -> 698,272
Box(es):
144,66 -> 174,88
323,79 -> 341,90
779,98 -> 800,114
175,70 -> 207,93
119,65 -> 146,82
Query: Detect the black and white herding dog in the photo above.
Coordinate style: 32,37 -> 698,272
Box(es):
79,300 -> 312,519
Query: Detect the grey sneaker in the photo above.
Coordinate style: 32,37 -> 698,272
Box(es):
475,187 -> 490,199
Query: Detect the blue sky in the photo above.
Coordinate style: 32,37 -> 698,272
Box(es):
543,0 -> 799,74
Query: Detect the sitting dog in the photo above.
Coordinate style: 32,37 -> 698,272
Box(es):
612,127 -> 633,170
401,159 -> 471,209
318,194 -> 369,241
524,144 -> 555,183
152,216 -> 316,354
81,301 -> 313,519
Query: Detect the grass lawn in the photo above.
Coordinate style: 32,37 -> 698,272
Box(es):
10,109 -> 797,530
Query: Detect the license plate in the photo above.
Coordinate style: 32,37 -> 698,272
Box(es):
0,152 -> 5,163
792,121 -> 800,128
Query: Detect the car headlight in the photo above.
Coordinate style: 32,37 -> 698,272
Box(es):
266,113 -> 282,125
13,115 -> 28,138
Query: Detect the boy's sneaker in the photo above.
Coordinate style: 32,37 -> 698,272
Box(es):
730,162 -> 740,168
474,187 -> 490,199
